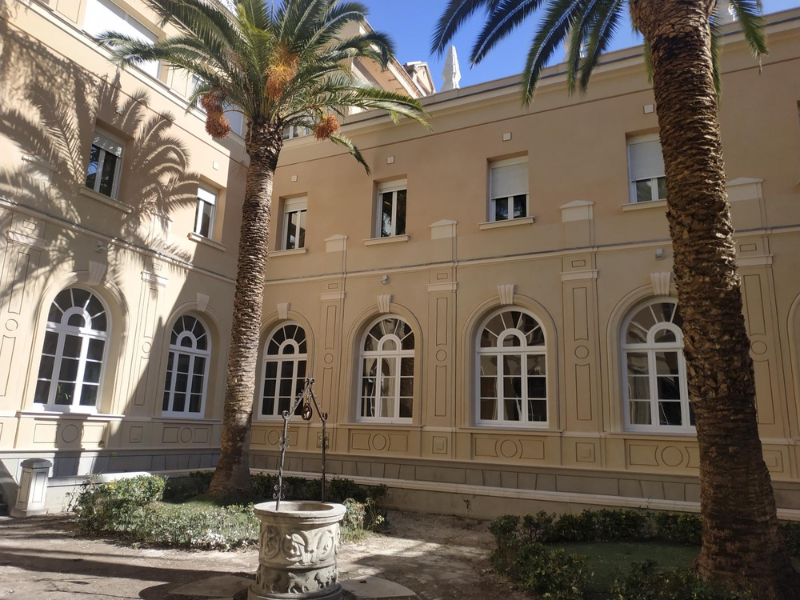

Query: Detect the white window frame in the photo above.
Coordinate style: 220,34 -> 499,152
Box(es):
162,315 -> 211,419
85,128 -> 124,199
358,315 -> 414,424
34,286 -> 110,414
475,307 -> 548,428
621,298 -> 693,433
282,125 -> 310,140
259,322 -> 308,420
83,0 -> 161,80
489,156 -> 529,222
627,133 -> 667,204
282,197 -> 308,250
375,180 -> 407,238
194,185 -> 217,238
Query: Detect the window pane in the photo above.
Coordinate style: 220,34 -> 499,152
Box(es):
262,396 -> 275,416
400,357 -> 414,376
59,358 -> 80,382
655,352 -> 680,375
175,372 -> 188,394
72,288 -> 90,307
493,197 -> 508,221
630,401 -> 652,425
399,377 -> 413,397
382,338 -> 397,351
659,401 -> 682,426
480,376 -> 496,398
195,201 -> 213,237
628,376 -> 650,400
503,397 -> 521,421
503,376 -> 522,401
67,313 -> 86,328
163,390 -> 170,411
399,398 -> 412,418
280,361 -> 294,378
63,335 -> 82,358
176,354 -> 190,374
513,194 -> 526,218
656,176 -> 667,200
298,210 -> 306,249
265,361 -> 278,378
480,355 -> 497,376
80,384 -> 98,407
286,210 -> 298,249
55,382 -> 75,405
361,394 -> 375,417
380,396 -> 395,418
503,355 -> 521,376
279,378 -> 293,398
34,380 -> 51,404
395,189 -> 406,235
263,379 -> 276,397
98,151 -> 117,197
189,394 -> 202,413
83,361 -> 101,384
480,398 -> 497,420
173,392 -> 186,412
654,329 -> 677,344
278,397 -> 291,414
635,179 -> 653,203
626,352 -> 649,375
91,311 -> 107,331
381,357 -> 396,379
380,376 -> 396,398
42,331 -> 59,355
528,399 -> 547,422
191,374 -> 204,394
527,377 -> 546,399
38,355 -> 55,379
527,355 -> 545,376
689,404 -> 696,426
380,192 -> 393,237
86,145 -> 100,190
657,376 -> 681,400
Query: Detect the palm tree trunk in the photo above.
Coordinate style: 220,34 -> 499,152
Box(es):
629,1 -> 797,597
207,122 -> 282,499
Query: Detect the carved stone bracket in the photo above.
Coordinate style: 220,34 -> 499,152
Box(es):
498,284 -> 515,305
651,272 -> 672,296
377,294 -> 392,314
277,302 -> 290,320
87,261 -> 107,285
196,293 -> 210,313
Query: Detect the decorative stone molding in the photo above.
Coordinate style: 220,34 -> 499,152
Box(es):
87,261 -> 107,285
196,293 -> 210,313
498,284 -> 515,306
250,501 -> 346,600
324,234 -> 347,253
560,200 -> 594,223
5,230 -> 46,249
320,292 -> 345,302
561,270 -> 598,282
277,302 -> 290,320
430,219 -> 457,240
651,272 -> 672,296
726,177 -> 763,202
377,295 -> 392,314
428,282 -> 457,293
141,271 -> 168,287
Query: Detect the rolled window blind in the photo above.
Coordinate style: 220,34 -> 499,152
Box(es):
629,139 -> 665,181
197,187 -> 217,205
491,161 -> 528,199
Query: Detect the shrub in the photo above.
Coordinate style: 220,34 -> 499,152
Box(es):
780,521 -> 800,557
163,471 -> 213,503
75,475 -> 166,534
514,509 -> 650,545
611,561 -> 754,600
654,512 -> 703,546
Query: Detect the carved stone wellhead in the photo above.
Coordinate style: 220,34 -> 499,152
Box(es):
249,501 -> 347,600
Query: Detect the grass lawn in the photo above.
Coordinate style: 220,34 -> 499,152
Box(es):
550,541 -> 700,592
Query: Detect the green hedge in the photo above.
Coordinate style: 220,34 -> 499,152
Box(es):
74,473 -> 388,549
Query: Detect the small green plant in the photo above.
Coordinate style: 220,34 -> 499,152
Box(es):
653,512 -> 703,546
611,561 -> 754,600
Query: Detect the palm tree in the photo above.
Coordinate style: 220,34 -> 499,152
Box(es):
433,0 -> 796,597
100,0 -> 427,498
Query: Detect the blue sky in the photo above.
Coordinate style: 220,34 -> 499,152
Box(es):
361,0 -> 800,90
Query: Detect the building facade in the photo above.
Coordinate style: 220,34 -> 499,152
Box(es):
1,0 -> 799,518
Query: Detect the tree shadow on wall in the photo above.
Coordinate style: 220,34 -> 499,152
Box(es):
0,9 -> 201,285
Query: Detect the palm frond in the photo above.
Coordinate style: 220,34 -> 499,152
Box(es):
471,0 -> 546,64
329,132 -> 370,173
727,0 -> 767,58
577,0 -> 623,92
432,0 -> 495,56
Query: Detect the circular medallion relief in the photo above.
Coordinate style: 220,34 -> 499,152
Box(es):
180,428 -> 193,443
575,345 -> 589,359
4,319 -> 18,332
372,434 -> 387,451
268,430 -> 280,445
61,424 -> 80,444
435,350 -> 447,362
751,341 -> 768,355
324,353 -> 334,364
500,439 -> 519,458
661,446 -> 684,467
142,342 -> 152,353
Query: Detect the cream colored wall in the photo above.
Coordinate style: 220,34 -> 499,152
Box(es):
252,11 -> 800,487
1,0 -> 800,504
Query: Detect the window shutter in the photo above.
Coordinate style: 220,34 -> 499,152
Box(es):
629,139 -> 665,181
491,161 -> 528,199
197,187 -> 217,205
285,197 -> 307,211
93,132 -> 123,157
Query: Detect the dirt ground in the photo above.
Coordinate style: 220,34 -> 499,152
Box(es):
0,511 -> 528,600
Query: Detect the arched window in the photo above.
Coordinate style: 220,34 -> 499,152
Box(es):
35,286 -> 109,409
261,322 -> 307,418
477,308 -> 547,426
162,315 -> 210,417
622,298 -> 693,431
359,316 -> 414,422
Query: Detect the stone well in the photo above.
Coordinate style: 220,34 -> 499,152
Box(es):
249,501 -> 347,600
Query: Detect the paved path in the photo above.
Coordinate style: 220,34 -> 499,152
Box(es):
0,511 -> 526,600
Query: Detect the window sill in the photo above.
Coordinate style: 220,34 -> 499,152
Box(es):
157,412 -> 209,421
18,409 -> 125,421
609,429 -> 696,438
621,199 -> 667,212
479,216 -> 535,230
188,232 -> 227,252
79,187 -> 133,214
350,420 -> 418,428
272,247 -> 308,257
363,235 -> 410,246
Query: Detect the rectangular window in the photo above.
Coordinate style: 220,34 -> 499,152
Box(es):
83,0 -> 160,79
194,186 -> 217,238
85,129 -> 124,199
490,157 -> 528,222
190,76 -> 246,137
282,125 -> 310,140
376,180 -> 407,238
282,197 -> 307,250
628,135 -> 667,203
